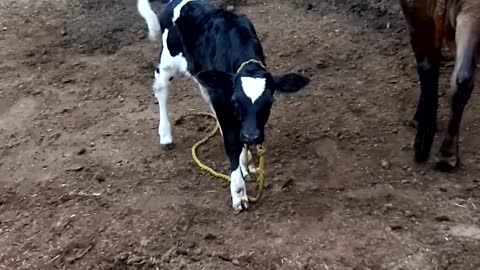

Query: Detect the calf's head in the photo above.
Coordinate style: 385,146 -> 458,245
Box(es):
197,69 -> 310,145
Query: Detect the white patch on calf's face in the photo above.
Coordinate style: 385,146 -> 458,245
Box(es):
240,77 -> 266,103
173,0 -> 196,22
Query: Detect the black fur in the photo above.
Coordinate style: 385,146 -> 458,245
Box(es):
158,0 -> 310,171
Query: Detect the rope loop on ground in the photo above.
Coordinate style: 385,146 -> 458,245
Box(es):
182,112 -> 266,203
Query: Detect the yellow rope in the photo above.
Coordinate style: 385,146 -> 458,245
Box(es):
185,111 -> 266,203
236,59 -> 266,73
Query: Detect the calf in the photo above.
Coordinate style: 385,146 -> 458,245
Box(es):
137,0 -> 310,210
400,0 -> 479,171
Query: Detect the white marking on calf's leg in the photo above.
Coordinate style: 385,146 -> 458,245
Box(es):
154,68 -> 173,145
153,29 -> 189,145
230,165 -> 249,211
240,147 -> 256,179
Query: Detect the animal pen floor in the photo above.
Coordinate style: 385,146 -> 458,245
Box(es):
1,0 -> 480,269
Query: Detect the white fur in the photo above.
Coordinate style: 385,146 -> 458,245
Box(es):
150,6 -> 255,211
173,0 -> 197,22
153,69 -> 173,144
192,79 -> 223,138
192,78 -> 212,109
137,0 -> 161,41
230,164 -> 248,210
160,29 -> 189,73
240,77 -> 266,103
240,147 -> 256,177
153,29 -> 189,144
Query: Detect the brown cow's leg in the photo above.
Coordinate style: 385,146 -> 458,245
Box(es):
404,15 -> 442,163
437,15 -> 479,171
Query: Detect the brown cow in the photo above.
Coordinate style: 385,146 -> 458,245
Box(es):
400,0 -> 480,171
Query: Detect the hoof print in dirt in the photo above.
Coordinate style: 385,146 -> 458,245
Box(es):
94,173 -> 106,183
76,147 -> 87,155
434,215 -> 451,222
203,233 -> 217,240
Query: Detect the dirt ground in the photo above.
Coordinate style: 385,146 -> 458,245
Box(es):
1,0 -> 480,269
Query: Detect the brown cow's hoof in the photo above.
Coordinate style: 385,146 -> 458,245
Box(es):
435,155 -> 459,172
414,124 -> 436,163
405,118 -> 418,129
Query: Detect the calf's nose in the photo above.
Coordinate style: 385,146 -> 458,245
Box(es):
240,129 -> 260,145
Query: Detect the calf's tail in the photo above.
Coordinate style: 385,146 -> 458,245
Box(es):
137,0 -> 171,41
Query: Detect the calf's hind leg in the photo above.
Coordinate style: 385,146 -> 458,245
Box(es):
152,29 -> 188,148
436,16 -> 479,171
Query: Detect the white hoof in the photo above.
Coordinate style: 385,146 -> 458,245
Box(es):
159,124 -> 172,145
159,134 -> 172,145
232,193 -> 249,211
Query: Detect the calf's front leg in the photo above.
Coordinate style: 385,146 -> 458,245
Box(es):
240,147 -> 257,179
222,127 -> 249,211
153,67 -> 173,147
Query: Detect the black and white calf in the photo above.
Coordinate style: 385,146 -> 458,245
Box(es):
138,0 -> 310,210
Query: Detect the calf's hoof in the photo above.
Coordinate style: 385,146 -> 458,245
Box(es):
161,143 -> 175,151
231,189 -> 249,212
232,198 -> 249,212
159,132 -> 173,148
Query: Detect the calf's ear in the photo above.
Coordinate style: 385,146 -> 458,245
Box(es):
196,70 -> 234,91
273,73 -> 310,93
